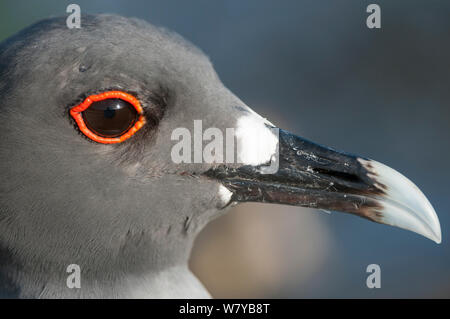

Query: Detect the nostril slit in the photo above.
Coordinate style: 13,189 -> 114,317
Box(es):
313,167 -> 363,184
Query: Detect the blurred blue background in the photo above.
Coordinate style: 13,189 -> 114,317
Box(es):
1,0 -> 448,298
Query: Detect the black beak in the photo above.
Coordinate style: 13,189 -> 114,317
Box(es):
205,129 -> 441,243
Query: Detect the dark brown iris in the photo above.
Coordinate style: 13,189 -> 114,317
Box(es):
82,98 -> 138,137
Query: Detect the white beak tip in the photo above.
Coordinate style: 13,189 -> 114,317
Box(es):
358,158 -> 442,245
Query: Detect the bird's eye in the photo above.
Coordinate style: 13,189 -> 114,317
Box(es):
70,91 -> 145,144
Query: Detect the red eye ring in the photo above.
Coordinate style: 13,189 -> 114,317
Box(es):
70,91 -> 145,144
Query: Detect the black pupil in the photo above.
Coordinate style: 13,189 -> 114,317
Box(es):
82,99 -> 138,138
